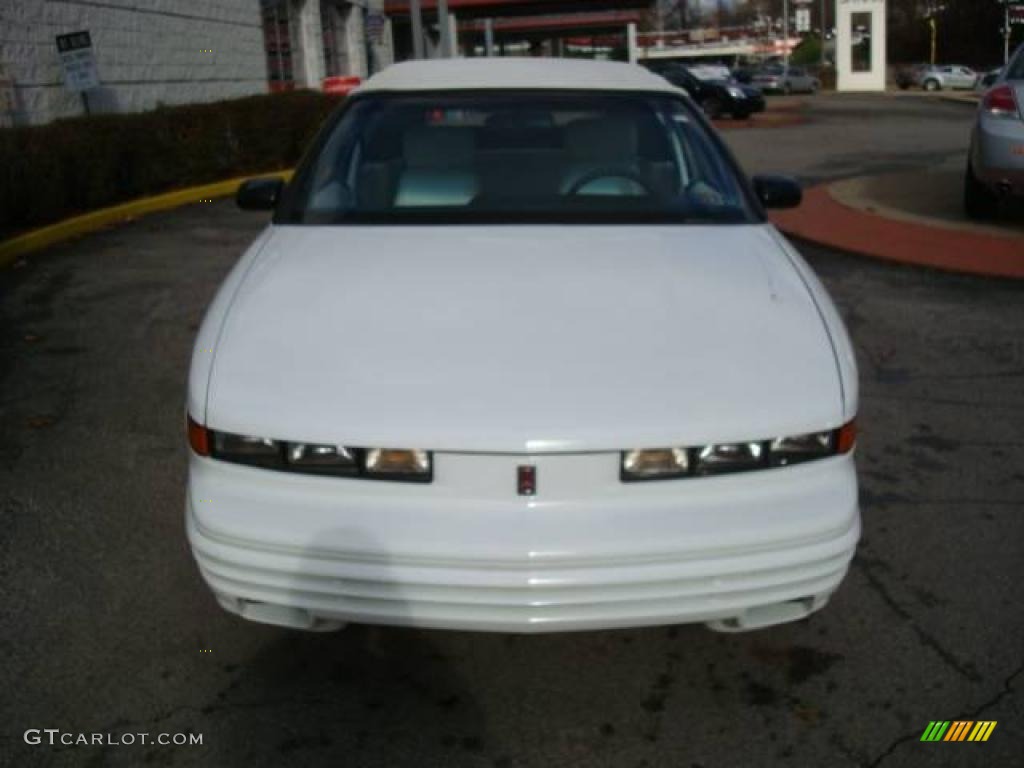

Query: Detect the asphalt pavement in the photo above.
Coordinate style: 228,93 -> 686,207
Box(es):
1,93 -> 1021,768
725,92 -> 977,186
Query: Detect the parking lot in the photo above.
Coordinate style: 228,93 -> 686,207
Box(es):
1,93 -> 1022,767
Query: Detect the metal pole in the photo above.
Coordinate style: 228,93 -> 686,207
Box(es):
1006,3 -> 1011,66
448,12 -> 457,57
438,0 -> 450,57
930,16 -> 936,66
783,0 -> 789,69
484,18 -> 495,57
409,0 -> 424,58
820,0 -> 826,67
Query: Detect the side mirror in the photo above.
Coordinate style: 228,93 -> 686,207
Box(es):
752,175 -> 802,210
236,177 -> 284,211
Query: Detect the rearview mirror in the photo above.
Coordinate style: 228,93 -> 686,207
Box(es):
236,178 -> 284,211
752,175 -> 802,210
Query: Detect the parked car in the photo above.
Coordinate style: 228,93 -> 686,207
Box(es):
751,65 -> 819,95
732,66 -> 756,85
975,67 -> 1002,92
965,46 -> 1024,218
895,62 -> 929,90
917,64 -> 978,91
691,65 -> 767,116
643,61 -> 765,119
187,58 -> 860,635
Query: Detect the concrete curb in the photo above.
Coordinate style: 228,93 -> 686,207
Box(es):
770,183 -> 1024,280
715,111 -> 808,131
938,94 -> 980,107
0,169 -> 293,268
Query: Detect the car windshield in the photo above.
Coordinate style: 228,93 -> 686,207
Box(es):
689,65 -> 732,81
278,91 -> 756,226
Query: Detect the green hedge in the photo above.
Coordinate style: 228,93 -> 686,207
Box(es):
0,90 -> 342,240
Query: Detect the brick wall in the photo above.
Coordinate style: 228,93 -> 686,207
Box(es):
0,0 -> 269,126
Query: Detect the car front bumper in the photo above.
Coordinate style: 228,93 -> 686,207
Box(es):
186,451 -> 860,633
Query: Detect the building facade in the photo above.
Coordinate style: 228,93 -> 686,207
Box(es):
0,0 -> 389,126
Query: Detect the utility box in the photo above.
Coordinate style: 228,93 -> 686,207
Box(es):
836,0 -> 887,92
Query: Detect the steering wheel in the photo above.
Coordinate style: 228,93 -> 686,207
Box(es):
566,167 -> 655,197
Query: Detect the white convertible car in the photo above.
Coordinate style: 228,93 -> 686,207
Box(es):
186,59 -> 859,634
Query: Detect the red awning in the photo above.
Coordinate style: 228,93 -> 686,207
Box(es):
385,0 -> 647,18
458,9 -> 642,34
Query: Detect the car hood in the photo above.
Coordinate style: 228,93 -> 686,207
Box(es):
203,224 -> 843,452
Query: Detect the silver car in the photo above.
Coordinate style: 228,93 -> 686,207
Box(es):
919,64 -> 978,91
975,67 -> 1002,93
965,45 -> 1024,218
751,65 -> 819,95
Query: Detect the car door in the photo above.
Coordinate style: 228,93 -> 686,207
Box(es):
957,67 -> 977,89
792,67 -> 811,92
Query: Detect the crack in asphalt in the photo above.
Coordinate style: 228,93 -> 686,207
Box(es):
863,498 -> 1024,507
43,668 -> 285,756
880,369 -> 1024,382
854,555 -> 982,683
866,659 -> 1023,768
860,393 -> 1024,411
969,660 -> 1024,718
828,730 -> 870,767
638,631 -> 683,743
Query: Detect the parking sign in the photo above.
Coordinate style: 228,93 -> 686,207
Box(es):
56,30 -> 99,92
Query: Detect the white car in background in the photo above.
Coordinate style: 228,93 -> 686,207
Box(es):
752,65 -> 820,94
186,58 -> 860,634
918,64 -> 979,91
974,67 -> 1003,93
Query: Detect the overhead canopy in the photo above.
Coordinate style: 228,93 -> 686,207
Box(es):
383,0 -> 649,21
458,9 -> 643,37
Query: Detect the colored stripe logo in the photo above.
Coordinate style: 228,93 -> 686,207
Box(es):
920,721 -> 997,742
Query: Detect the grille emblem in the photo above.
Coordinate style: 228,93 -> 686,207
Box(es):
517,465 -> 536,496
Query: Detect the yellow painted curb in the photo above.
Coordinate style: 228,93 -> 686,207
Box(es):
0,169 -> 294,267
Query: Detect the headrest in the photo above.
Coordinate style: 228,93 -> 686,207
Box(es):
402,126 -> 475,168
484,110 -> 554,131
565,117 -> 638,160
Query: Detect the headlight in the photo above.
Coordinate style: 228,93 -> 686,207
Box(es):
286,442 -> 358,475
728,87 -> 745,98
364,448 -> 432,481
694,441 -> 764,475
188,418 -> 431,482
621,420 -> 855,482
769,431 -> 833,466
622,448 -> 689,480
212,432 -> 282,468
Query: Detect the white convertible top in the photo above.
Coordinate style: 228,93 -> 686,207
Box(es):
354,58 -> 680,95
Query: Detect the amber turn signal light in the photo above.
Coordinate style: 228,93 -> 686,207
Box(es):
187,414 -> 211,456
836,420 -> 857,454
